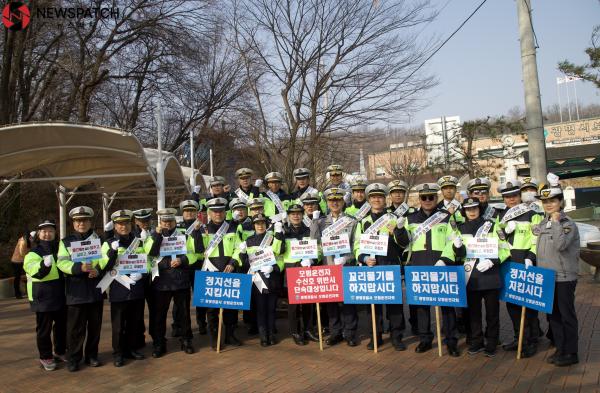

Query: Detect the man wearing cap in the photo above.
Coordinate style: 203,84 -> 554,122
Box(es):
437,175 -> 464,223
57,206 -> 105,371
280,202 -> 321,345
290,168 -> 327,213
354,183 -> 407,351
131,208 -> 154,349
301,191 -> 323,224
345,178 -> 369,218
197,176 -> 232,216
145,208 -> 199,357
496,179 -> 542,357
24,219 -> 66,371
234,168 -> 261,203
386,180 -> 410,214
439,198 -> 509,357
236,214 -> 285,346
263,171 -> 291,218
325,165 -> 351,204
202,197 -> 244,349
467,177 -> 500,220
98,210 -> 148,367
535,175 -> 580,367
521,177 -> 543,214
312,188 -> 359,346
396,184 -> 460,356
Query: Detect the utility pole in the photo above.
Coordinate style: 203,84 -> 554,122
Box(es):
516,0 -> 547,181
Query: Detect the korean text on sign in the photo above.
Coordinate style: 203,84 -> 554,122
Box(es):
359,234 -> 389,256
193,271 -> 252,310
159,235 -> 188,257
117,254 -> 147,275
321,234 -> 351,256
466,237 -> 499,259
342,265 -> 402,304
289,239 -> 319,260
405,266 -> 467,307
499,262 -> 555,313
286,265 -> 344,304
248,248 -> 277,272
70,238 -> 102,263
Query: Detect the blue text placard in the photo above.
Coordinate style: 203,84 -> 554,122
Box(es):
499,262 -> 555,313
193,271 -> 252,310
343,265 -> 402,304
405,266 -> 467,307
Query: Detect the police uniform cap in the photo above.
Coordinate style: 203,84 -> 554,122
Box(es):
206,198 -> 228,211
293,168 -> 310,178
323,188 -> 344,200
462,198 -> 480,209
287,203 -> 304,213
69,206 -> 94,219
229,198 -> 247,210
365,183 -> 388,197
414,183 -> 440,195
300,191 -> 320,204
133,208 -> 153,220
235,168 -> 254,178
466,177 -> 491,191
156,208 -> 178,221
252,213 -> 268,223
179,199 -> 199,212
37,219 -> 56,229
350,178 -> 368,190
327,164 -> 343,174
536,184 -> 563,200
497,180 -> 522,196
209,176 -> 226,187
111,209 -> 133,223
265,172 -> 283,183
437,175 -> 459,188
248,197 -> 265,209
388,180 -> 408,192
520,177 -> 538,190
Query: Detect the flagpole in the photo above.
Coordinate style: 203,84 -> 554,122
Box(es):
556,77 -> 563,123
564,75 -> 572,121
573,79 -> 580,120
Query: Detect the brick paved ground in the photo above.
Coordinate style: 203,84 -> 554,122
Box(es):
1,275 -> 599,393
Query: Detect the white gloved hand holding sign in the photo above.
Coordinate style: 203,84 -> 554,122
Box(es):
333,257 -> 345,265
43,255 -> 53,267
140,229 -> 148,241
104,221 -> 114,232
434,260 -> 446,267
274,222 -> 283,233
130,273 -> 143,282
238,241 -> 247,254
260,265 -> 273,274
312,211 -> 320,220
505,220 -> 516,234
254,179 -> 263,188
476,259 -> 494,272
300,259 -> 312,267
524,258 -> 533,269
111,241 -> 119,251
453,236 -> 463,248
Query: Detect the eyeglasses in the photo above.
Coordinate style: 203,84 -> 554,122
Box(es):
420,195 -> 436,201
472,190 -> 488,195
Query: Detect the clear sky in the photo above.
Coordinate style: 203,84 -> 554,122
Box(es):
409,0 -> 600,127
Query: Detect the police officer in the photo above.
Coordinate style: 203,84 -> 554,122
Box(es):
467,178 -> 500,220
535,175 -> 580,367
497,180 -> 542,357
325,164 -> 351,205
132,208 -> 153,237
263,171 -> 291,218
132,208 -> 155,348
24,219 -> 66,371
99,210 -> 147,367
280,202 -> 320,345
520,177 -> 543,213
301,191 -> 323,224
57,206 -> 104,371
290,168 -> 327,213
248,197 -> 268,219
230,198 -> 254,241
437,175 -> 463,223
354,183 -> 407,351
235,168 -> 261,201
198,176 -> 232,216
345,178 -> 369,218
312,188 -> 359,346
387,180 -> 409,213
440,198 -> 509,357
145,208 -> 197,357
396,184 -> 460,356
237,214 -> 285,346
203,198 -> 243,349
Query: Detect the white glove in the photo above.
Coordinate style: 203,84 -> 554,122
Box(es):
274,222 -> 283,233
232,210 -> 241,221
111,240 -> 119,250
434,260 -> 446,267
104,221 -> 114,232
453,236 -> 463,248
312,211 -> 320,220
193,185 -> 201,194
300,259 -> 312,267
547,173 -> 560,187
238,241 -> 247,254
43,255 -> 53,267
333,257 -> 345,265
130,273 -> 143,282
254,179 -> 263,188
260,265 -> 273,274
140,229 -> 148,241
396,216 -> 405,229
524,258 -> 533,269
505,220 -> 516,234
476,259 -> 494,272
29,231 -> 36,239
343,192 -> 352,205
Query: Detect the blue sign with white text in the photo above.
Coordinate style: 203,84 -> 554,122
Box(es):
193,271 -> 252,310
405,266 -> 467,307
342,265 -> 402,304
499,262 -> 555,314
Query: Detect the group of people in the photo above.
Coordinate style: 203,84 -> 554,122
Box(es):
22,164 -> 581,372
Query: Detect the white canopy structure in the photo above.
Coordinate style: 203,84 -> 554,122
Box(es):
0,122 -> 202,237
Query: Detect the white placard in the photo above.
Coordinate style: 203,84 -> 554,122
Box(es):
70,238 -> 102,263
159,235 -> 188,256
321,233 -> 351,256
249,248 -> 277,272
359,234 -> 389,256
466,237 -> 499,259
290,238 -> 319,260
117,254 -> 148,275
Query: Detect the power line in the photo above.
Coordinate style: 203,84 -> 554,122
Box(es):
524,0 -> 540,48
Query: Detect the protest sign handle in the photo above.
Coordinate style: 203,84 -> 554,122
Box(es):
516,306 -> 526,360
316,303 -> 323,351
435,306 -> 442,357
371,304 -> 378,354
217,308 -> 223,354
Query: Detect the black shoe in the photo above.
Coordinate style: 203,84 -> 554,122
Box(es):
366,337 -> 383,350
547,350 -> 561,364
415,342 -> 432,353
292,334 -> 307,346
152,346 -> 165,358
260,336 -> 270,347
304,330 -> 319,342
326,335 -> 344,346
268,335 -> 278,346
85,357 -> 101,367
554,353 -> 578,367
181,340 -> 194,354
521,344 -> 537,359
346,337 -> 358,347
502,340 -> 518,351
129,350 -> 145,360
484,348 -> 496,358
468,344 -> 485,355
198,324 -> 207,335
392,338 -> 406,351
113,356 -> 124,367
67,361 -> 79,372
447,344 -> 460,357
224,334 -> 242,347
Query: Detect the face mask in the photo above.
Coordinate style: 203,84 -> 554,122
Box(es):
522,191 -> 537,203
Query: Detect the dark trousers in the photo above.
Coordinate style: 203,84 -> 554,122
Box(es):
66,301 -> 103,363
111,299 -> 145,356
196,307 -> 207,328
327,302 -> 358,339
12,262 -> 23,297
467,289 -> 499,349
548,281 -> 578,355
153,289 -> 192,347
256,291 -> 278,335
243,293 -> 258,331
370,304 -> 404,341
36,308 -> 67,359
206,307 -> 237,335
412,305 -> 457,345
287,303 -> 313,335
506,302 -> 539,345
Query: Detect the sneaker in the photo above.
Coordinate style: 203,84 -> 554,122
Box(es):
484,348 -> 496,358
467,345 -> 485,355
40,358 -> 56,371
